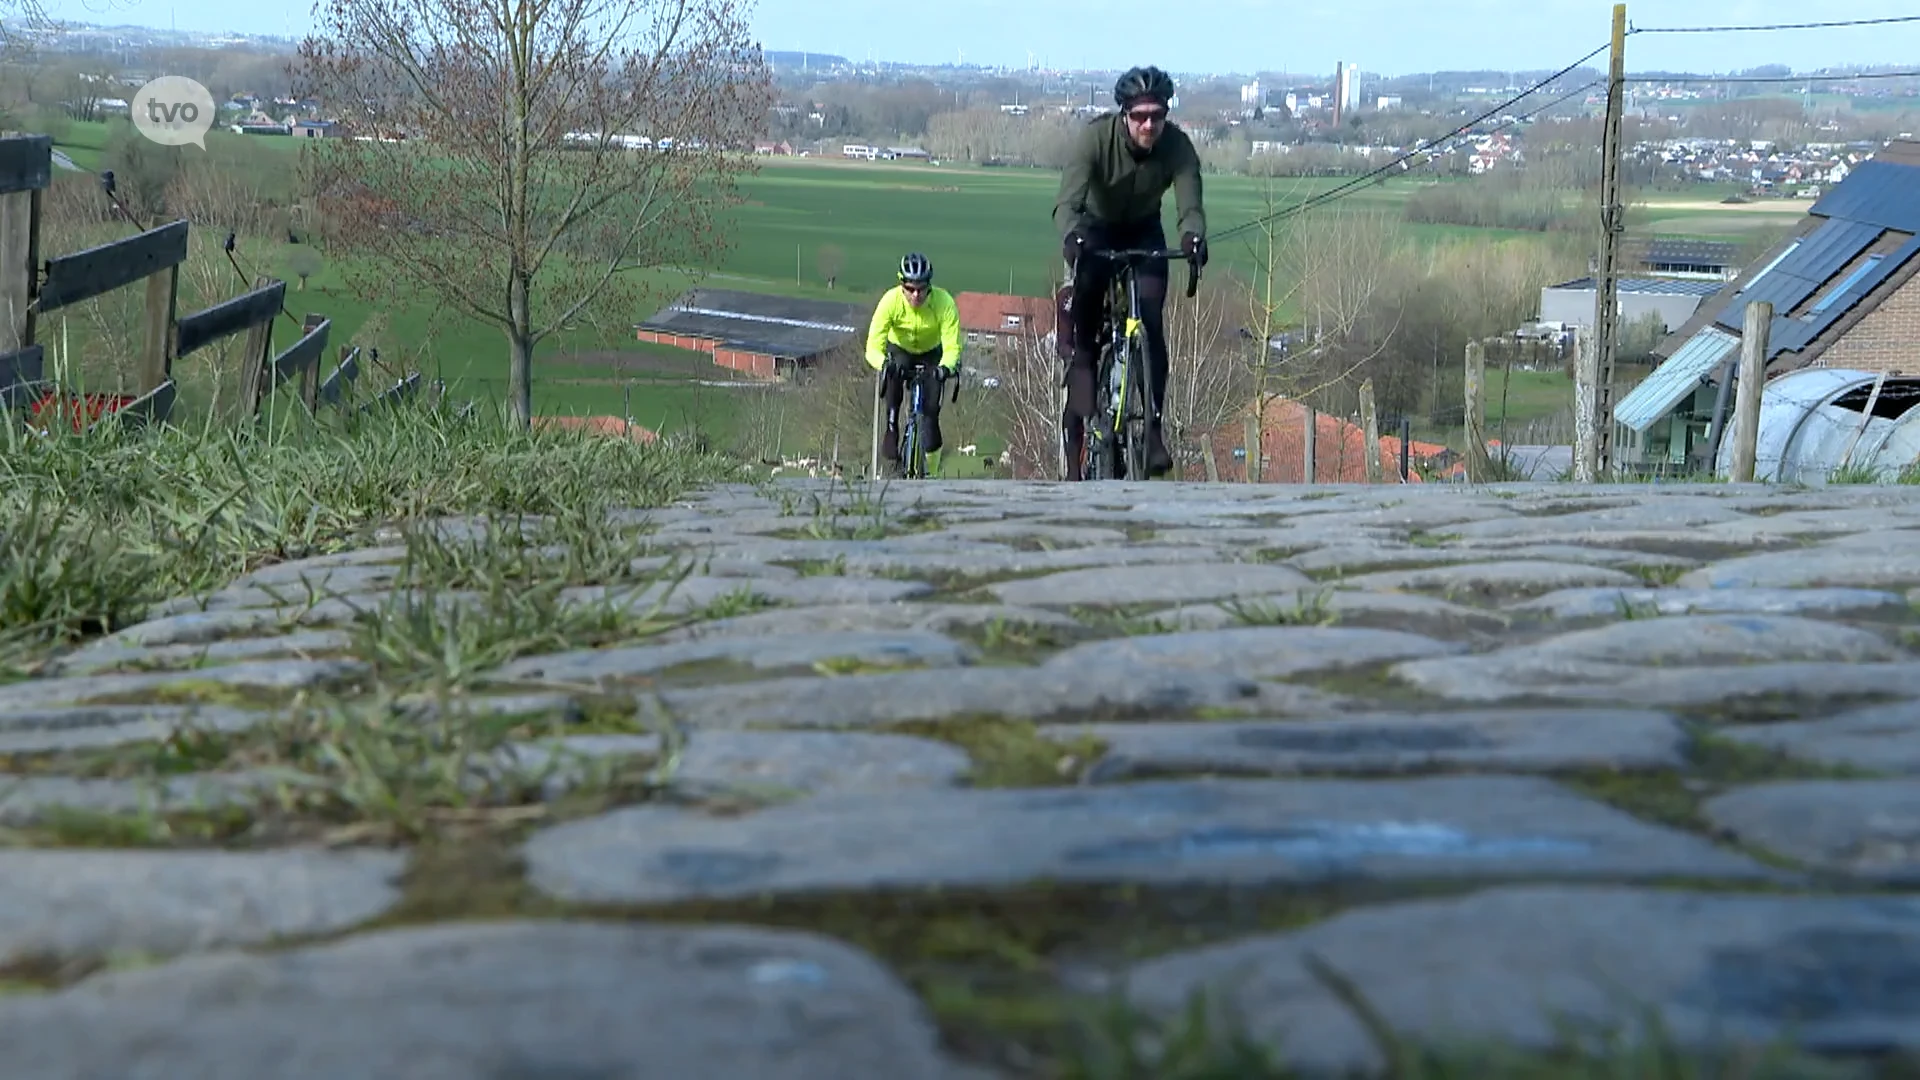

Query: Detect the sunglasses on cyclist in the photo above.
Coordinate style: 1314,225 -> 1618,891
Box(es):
900,281 -> 929,294
1127,107 -> 1167,125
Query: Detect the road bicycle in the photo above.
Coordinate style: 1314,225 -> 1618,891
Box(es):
1059,247 -> 1200,482
881,359 -> 959,479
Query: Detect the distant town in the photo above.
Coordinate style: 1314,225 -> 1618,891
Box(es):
11,16 -> 1915,191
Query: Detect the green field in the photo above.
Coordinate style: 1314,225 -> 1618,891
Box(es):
25,117 -> 1796,458
718,156 -> 1529,299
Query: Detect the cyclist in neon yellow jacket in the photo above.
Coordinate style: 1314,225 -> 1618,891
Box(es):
865,251 -> 963,465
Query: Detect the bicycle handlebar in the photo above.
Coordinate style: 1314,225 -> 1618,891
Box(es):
1086,247 -> 1202,299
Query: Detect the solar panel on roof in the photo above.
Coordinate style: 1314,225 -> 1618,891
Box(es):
1808,160 -> 1920,232
1789,233 -> 1920,352
1716,218 -> 1883,331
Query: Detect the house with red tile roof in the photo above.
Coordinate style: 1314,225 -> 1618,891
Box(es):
953,292 -> 1055,351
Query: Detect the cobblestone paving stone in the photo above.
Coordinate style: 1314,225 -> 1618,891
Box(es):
5,478 -> 1920,1076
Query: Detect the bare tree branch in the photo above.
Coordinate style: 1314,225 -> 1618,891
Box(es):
297,0 -> 775,427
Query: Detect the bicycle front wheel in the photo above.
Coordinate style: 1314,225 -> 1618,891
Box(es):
908,412 -> 931,478
1121,331 -> 1151,481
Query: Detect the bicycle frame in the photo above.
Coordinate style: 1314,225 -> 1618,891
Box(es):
894,360 -> 959,480
1061,247 -> 1200,482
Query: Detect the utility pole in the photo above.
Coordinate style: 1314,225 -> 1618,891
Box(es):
1590,2 -> 1628,476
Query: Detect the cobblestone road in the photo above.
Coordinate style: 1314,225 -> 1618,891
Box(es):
3,478 -> 1919,1077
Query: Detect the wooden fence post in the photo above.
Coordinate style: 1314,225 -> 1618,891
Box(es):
1359,378 -> 1382,483
139,265 -> 178,396
1729,300 -> 1773,483
0,188 -> 38,356
1464,340 -> 1495,482
1241,412 -> 1260,483
1302,405 -> 1316,484
0,136 -> 48,407
0,136 -> 46,355
1571,324 -> 1598,481
299,312 -> 326,413
236,276 -> 275,415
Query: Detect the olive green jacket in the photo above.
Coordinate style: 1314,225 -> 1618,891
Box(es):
1052,112 -> 1206,240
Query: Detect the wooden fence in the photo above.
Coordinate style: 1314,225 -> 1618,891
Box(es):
0,132 -> 392,430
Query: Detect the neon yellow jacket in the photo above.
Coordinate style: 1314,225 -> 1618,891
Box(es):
865,285 -> 963,372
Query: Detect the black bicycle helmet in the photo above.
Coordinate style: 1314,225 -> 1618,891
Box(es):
1113,65 -> 1176,108
898,251 -> 932,284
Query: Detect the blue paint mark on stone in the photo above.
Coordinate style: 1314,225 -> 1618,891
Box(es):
1064,821 -> 1595,865
748,959 -> 830,987
656,848 -> 782,888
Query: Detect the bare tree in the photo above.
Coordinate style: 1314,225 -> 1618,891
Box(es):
164,157 -> 275,239
1289,207 -> 1402,353
816,243 -> 844,289
54,62 -> 114,123
0,0 -> 48,67
791,345 -> 880,470
1160,270 -> 1250,480
284,246 -> 325,291
992,336 -> 1060,480
732,383 -> 789,462
1233,176 -> 1309,481
296,0 -> 776,428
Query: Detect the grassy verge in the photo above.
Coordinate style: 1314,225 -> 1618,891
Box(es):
0,398 -> 763,847
0,397 -> 744,676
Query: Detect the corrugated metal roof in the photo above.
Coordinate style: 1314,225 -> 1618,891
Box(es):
1550,276 -> 1726,297
1613,326 -> 1738,433
664,288 -> 867,327
635,287 -> 868,358
1633,239 -> 1739,264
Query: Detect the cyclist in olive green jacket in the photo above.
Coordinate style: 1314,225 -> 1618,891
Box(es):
1054,64 -> 1209,478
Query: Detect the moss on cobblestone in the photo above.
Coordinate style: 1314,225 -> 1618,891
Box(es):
92,680 -> 346,710
0,804 -> 256,848
1556,730 -> 1883,869
882,716 -> 1104,788
966,617 -> 1074,660
1677,692 -> 1912,726
1067,605 -> 1182,637
1298,559 -> 1471,584
1288,662 -> 1449,706
616,879 -> 1456,1075
1631,563 -> 1690,586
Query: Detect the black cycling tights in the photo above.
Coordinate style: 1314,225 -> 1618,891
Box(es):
1067,219 -> 1171,421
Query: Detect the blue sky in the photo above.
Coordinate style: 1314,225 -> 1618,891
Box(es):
53,0 -> 1920,79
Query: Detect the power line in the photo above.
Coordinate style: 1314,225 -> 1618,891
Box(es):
1213,41 -> 1613,243
1629,15 -> 1920,34
1657,70 -> 1920,83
